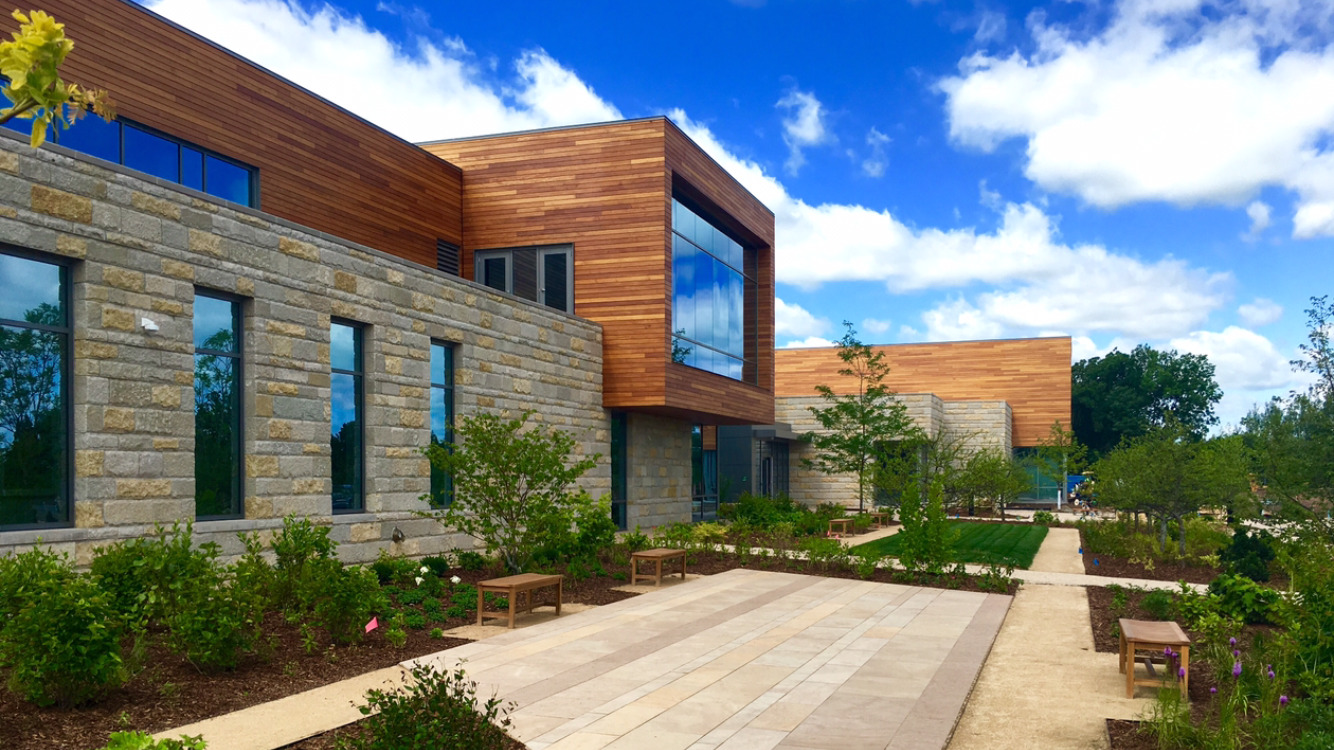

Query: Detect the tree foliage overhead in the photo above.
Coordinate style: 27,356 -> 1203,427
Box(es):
0,10 -> 113,147
802,322 -> 921,512
1072,344 -> 1222,458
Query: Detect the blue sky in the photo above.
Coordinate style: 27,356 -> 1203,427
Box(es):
139,0 -> 1334,427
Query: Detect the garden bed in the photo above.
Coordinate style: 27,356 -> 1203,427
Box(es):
1079,527 -> 1219,583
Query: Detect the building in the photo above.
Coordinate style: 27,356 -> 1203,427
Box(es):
0,0 -> 774,562
717,338 -> 1074,508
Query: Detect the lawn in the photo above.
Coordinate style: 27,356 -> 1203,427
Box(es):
852,521 -> 1049,568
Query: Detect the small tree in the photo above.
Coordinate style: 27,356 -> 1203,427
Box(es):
896,475 -> 955,575
803,322 -> 920,512
1035,421 -> 1087,507
961,448 -> 1031,519
421,411 -> 599,573
0,10 -> 114,147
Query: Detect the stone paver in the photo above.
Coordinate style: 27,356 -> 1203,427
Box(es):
1027,526 -> 1085,574
410,568 -> 1010,750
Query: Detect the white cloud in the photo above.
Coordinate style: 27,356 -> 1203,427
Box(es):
776,89 -> 832,176
862,127 -> 891,178
1243,200 -> 1271,240
1170,325 -> 1305,426
145,0 -> 620,143
775,298 -> 830,339
861,317 -> 892,335
781,336 -> 836,349
940,0 -> 1334,237
974,10 -> 1007,44
1238,297 -> 1284,326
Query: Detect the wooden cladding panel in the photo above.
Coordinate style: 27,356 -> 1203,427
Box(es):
775,338 -> 1071,446
10,0 -> 462,266
425,118 -> 775,425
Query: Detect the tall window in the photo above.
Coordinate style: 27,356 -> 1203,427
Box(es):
691,425 -> 718,522
610,412 -> 627,529
330,321 -> 364,513
2,114 -> 257,207
474,245 -> 573,313
671,199 -> 752,382
428,341 -> 455,507
0,250 -> 69,528
193,292 -> 242,519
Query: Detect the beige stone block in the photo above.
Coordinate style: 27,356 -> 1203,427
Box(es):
132,191 -> 182,221
279,236 -> 319,260
385,356 -> 402,375
117,478 -> 171,498
513,379 -> 532,395
269,420 -> 293,439
479,311 -> 493,329
75,501 -> 105,529
153,438 -> 180,451
191,197 -> 219,213
151,385 -> 183,409
174,370 -> 194,385
302,443 -> 324,455
152,299 -> 185,316
401,385 -> 423,399
409,292 -> 434,312
334,271 -> 357,293
101,307 -> 135,331
236,277 -> 255,295
349,522 -> 381,543
385,446 -> 417,458
411,320 -> 425,333
266,320 -> 306,338
56,234 -> 87,258
293,478 -> 324,494
189,229 -> 221,256
31,184 -> 93,223
0,150 -> 18,174
386,269 -> 404,284
76,450 -> 105,477
247,455 -> 280,477
255,394 -> 273,418
399,409 -> 425,428
162,259 -> 195,280
104,407 -> 135,432
246,495 -> 274,519
477,395 -> 495,408
571,338 -> 585,352
266,381 -> 299,396
102,267 -> 145,292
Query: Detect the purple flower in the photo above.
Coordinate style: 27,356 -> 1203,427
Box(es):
1233,649 -> 1240,658
1280,695 -> 1289,707
1179,667 -> 1187,679
1233,662 -> 1243,678
1210,687 -> 1217,695
1165,646 -> 1173,657
1269,670 -> 1276,681
1230,637 -> 1237,647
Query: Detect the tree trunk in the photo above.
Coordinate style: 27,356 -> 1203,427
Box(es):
1158,516 -> 1169,553
1178,516 -> 1187,556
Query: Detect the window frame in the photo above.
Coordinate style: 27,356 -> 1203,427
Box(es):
537,246 -> 574,313
473,245 -> 575,314
428,340 -> 456,508
192,288 -> 244,521
474,250 -> 512,295
669,198 -> 754,383
330,318 -> 365,514
0,245 -> 73,530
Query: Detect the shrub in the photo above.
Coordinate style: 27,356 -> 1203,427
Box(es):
1209,573 -> 1281,625
1222,528 -> 1276,582
1032,510 -> 1056,525
0,545 -> 73,625
90,521 -> 213,627
97,732 -> 207,750
272,516 -> 336,605
622,526 -> 650,552
1141,588 -> 1175,621
338,663 -> 513,750
896,477 -> 955,574
798,537 -> 847,567
404,611 -> 427,630
455,550 -> 487,571
420,555 -> 452,577
311,563 -> 386,645
1,567 -> 123,706
654,522 -> 695,549
166,549 -> 264,672
371,551 -> 419,586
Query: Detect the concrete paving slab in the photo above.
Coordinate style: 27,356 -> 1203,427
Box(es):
1028,527 -> 1087,574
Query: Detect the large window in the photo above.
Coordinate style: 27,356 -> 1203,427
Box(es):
671,199 -> 752,382
0,250 -> 69,528
428,341 -> 455,507
610,412 -> 627,530
474,245 -> 573,313
330,321 -> 364,513
2,113 -> 257,207
691,425 -> 718,522
194,292 -> 242,519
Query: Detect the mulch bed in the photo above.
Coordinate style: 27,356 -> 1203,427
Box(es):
1079,528 -> 1219,584
1107,719 -> 1155,750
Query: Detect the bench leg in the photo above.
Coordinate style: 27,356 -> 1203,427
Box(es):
679,555 -> 687,581
556,579 -> 562,617
1179,647 -> 1189,699
508,589 -> 517,629
1126,642 -> 1136,698
655,558 -> 663,586
477,586 -> 485,626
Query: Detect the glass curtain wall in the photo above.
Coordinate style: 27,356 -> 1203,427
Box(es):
330,321 -> 364,512
691,425 -> 719,521
428,341 -> 455,507
671,199 -> 752,382
610,412 -> 627,529
193,293 -> 242,519
0,251 -> 69,528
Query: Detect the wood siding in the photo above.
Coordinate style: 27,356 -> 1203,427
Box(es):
8,0 -> 462,266
774,338 -> 1071,446
424,118 -> 775,425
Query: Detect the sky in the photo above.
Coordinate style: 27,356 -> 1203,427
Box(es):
136,0 -> 1334,429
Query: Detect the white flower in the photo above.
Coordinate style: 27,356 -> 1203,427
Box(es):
450,575 -> 461,585
414,576 -> 424,586
420,565 -> 429,574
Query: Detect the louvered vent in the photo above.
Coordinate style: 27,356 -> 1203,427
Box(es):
435,240 -> 460,276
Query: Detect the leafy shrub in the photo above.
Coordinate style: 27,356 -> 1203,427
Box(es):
1209,573 -> 1281,625
1032,510 -> 1056,525
404,612 -> 427,630
271,516 -> 336,606
1222,528 -> 1276,582
0,544 -> 73,625
166,548 -> 264,671
455,550 -> 487,571
622,526 -> 649,552
397,587 -> 426,606
1,566 -> 123,706
978,563 -> 1015,593
296,560 -> 386,645
446,583 -> 477,620
851,514 -> 872,533
692,522 -> 727,548
420,555 -> 452,577
654,522 -> 695,549
1141,588 -> 1175,621
896,477 -> 956,574
371,551 -> 419,586
798,537 -> 847,566
97,732 -> 207,750
421,597 -> 442,614
429,628 -> 445,639
338,663 -> 513,750
850,548 -> 881,579
90,522 -> 213,627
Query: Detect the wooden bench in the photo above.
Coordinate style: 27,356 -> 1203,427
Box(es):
1119,618 -> 1190,698
631,548 -> 687,586
477,573 -> 563,629
828,518 -> 853,537
866,512 -> 891,529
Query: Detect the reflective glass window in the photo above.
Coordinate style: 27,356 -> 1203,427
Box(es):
58,115 -> 119,163
428,341 -> 454,507
0,252 -> 68,528
193,292 -> 241,519
542,250 -> 568,312
330,321 -> 363,513
205,155 -> 251,206
124,124 -> 180,182
481,255 -> 508,293
669,199 -> 752,381
181,147 -> 204,191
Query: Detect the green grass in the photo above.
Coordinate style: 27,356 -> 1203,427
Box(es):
851,521 -> 1049,569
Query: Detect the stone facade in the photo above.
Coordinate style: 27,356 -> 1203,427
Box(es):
624,413 -> 692,529
774,392 -> 1012,509
0,135 -> 608,564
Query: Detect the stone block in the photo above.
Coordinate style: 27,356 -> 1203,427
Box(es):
75,501 -> 105,529
103,407 -> 136,432
132,191 -> 181,221
31,184 -> 92,223
102,267 -> 145,292
279,236 -> 319,261
116,478 -> 172,499
246,455 -> 280,477
101,307 -> 135,331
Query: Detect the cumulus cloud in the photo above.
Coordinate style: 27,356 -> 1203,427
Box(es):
973,10 -> 1006,44
862,127 -> 891,178
145,0 -> 620,142
781,336 -> 837,349
1170,325 -> 1305,425
940,0 -> 1334,237
1244,200 -> 1271,240
862,317 -> 892,335
775,298 -> 830,339
1238,297 -> 1284,326
777,88 -> 832,175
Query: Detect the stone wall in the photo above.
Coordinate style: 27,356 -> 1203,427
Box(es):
943,401 -> 1012,453
0,134 -> 608,564
625,413 -> 691,529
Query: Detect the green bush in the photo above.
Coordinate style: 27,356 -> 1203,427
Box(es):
166,550 -> 264,672
371,551 -> 419,586
310,562 -> 386,645
420,555 -> 452,577
1208,573 -> 1281,625
1,566 -> 123,706
455,550 -> 487,571
1221,528 -> 1276,582
0,544 -> 73,625
90,521 -> 214,627
272,516 -> 336,605
1141,588 -> 1175,621
404,611 -> 427,630
339,663 -> 513,750
1032,510 -> 1056,525
654,522 -> 695,549
97,732 -> 207,750
798,537 -> 847,566
446,583 -> 477,619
